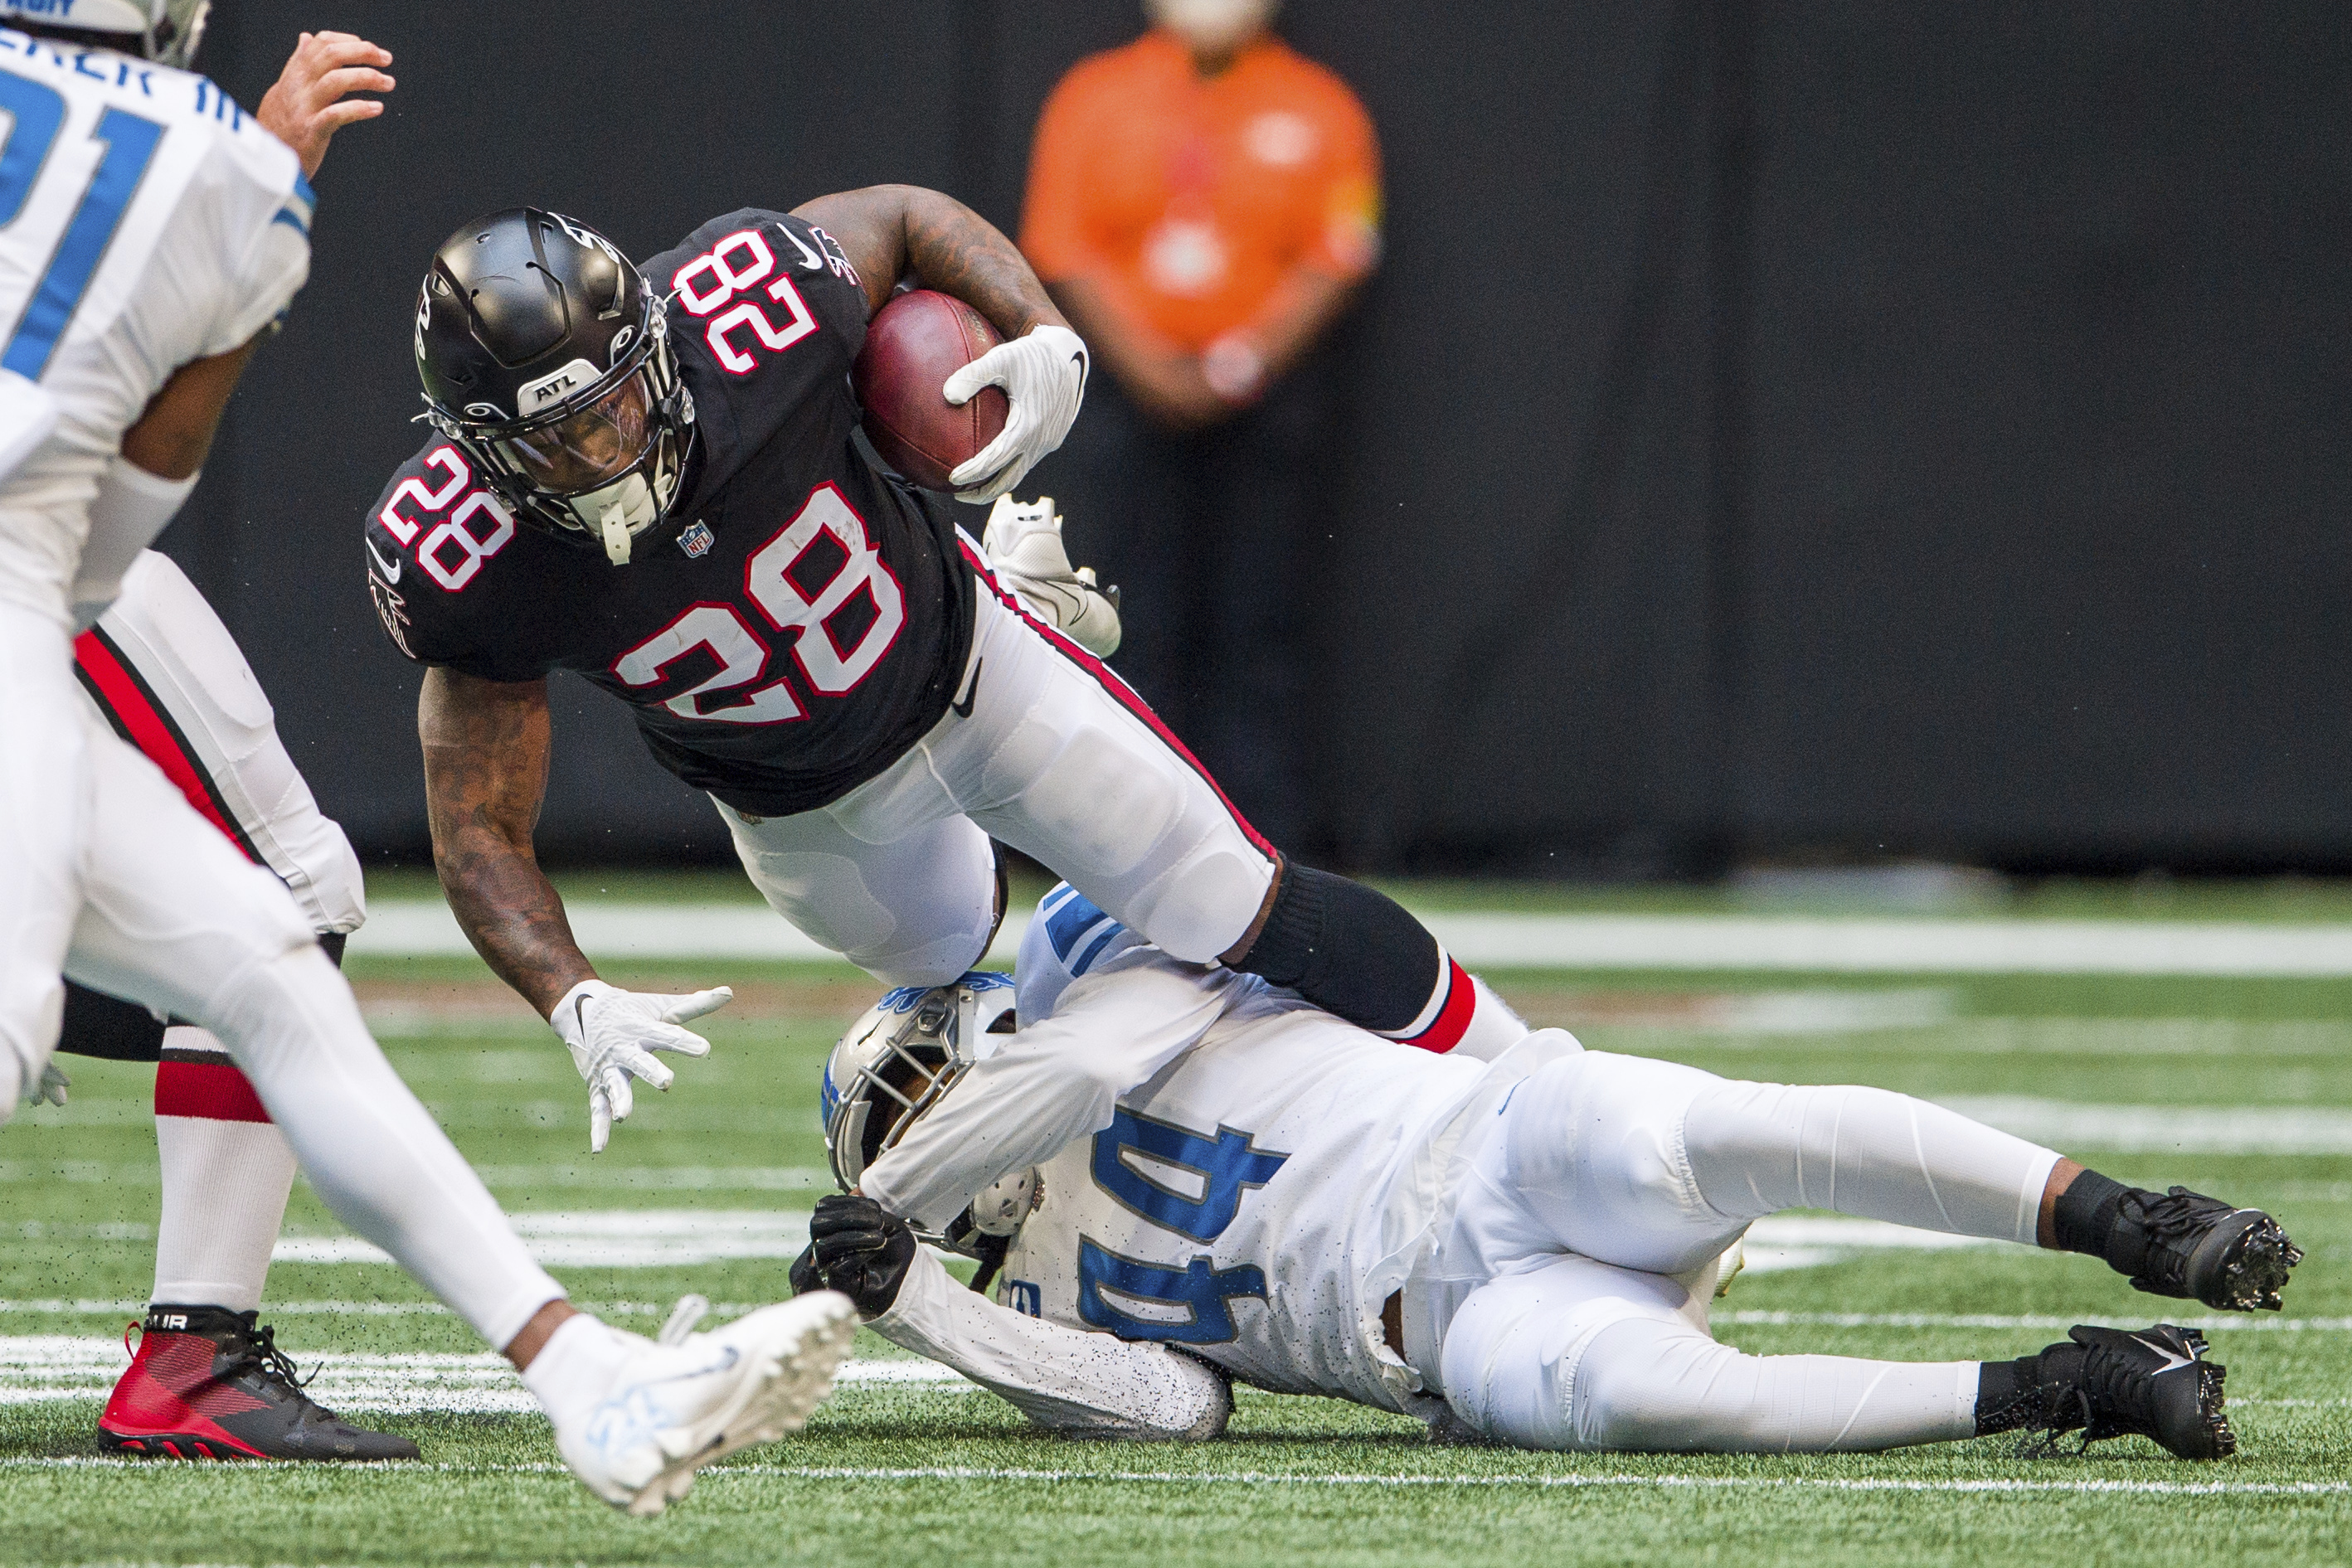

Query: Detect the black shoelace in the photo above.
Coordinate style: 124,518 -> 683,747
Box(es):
2121,1188 -> 2218,1278
2000,1345 -> 2159,1457
1989,1383 -> 2097,1459
224,1316 -> 318,1395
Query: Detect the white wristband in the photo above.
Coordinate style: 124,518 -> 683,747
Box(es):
71,459 -> 202,630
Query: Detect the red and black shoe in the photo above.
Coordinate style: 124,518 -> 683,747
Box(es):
98,1304 -> 420,1461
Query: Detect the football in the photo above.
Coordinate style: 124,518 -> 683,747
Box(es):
853,289 -> 1008,491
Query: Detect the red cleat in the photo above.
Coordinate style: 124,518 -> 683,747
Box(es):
98,1305 -> 419,1461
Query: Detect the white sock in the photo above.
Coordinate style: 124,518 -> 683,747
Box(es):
207,943 -> 566,1348
1574,1318 -> 1980,1452
1683,1080 -> 2062,1245
1446,975 -> 1531,1063
150,1026 -> 295,1313
520,1313 -> 633,1431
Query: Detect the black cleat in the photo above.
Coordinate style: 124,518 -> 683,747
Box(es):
98,1305 -> 420,1462
1987,1323 -> 2234,1460
2111,1187 -> 2302,1312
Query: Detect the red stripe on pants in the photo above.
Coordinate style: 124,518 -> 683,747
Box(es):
154,1060 -> 271,1124
72,629 -> 243,842
959,539 -> 1278,862
75,630 -> 277,1124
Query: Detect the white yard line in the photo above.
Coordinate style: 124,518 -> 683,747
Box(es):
0,1454 -> 2339,1498
0,1336 -> 965,1412
1718,1311 -> 2352,1333
268,1209 -> 811,1268
1934,1098 -> 2352,1154
349,900 -> 2352,976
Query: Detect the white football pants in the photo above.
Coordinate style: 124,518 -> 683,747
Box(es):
1423,1051 -> 2061,1452
0,596 -> 80,1084
80,551 -> 370,1313
1,597 -> 562,1348
83,551 -> 367,934
722,553 -> 1277,984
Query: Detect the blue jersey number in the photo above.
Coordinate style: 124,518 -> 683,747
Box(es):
1077,1240 -> 1268,1346
0,70 -> 166,379
1091,1107 -> 1287,1244
1073,1109 -> 1289,1345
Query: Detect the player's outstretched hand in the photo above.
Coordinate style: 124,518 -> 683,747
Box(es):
258,31 -> 395,180
550,979 -> 731,1153
944,323 -> 1089,502
790,1195 -> 917,1318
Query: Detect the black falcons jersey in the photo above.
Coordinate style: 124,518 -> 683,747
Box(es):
363,210 -> 976,818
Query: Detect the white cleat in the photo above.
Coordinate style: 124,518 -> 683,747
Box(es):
558,1292 -> 858,1517
982,494 -> 1123,658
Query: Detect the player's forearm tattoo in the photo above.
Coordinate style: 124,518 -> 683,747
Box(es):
418,669 -> 595,1017
897,188 -> 1068,342
795,184 -> 1068,341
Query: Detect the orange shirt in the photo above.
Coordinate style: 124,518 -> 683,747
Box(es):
1020,29 -> 1382,352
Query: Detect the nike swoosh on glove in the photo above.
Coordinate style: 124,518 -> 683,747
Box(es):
552,979 -> 732,1153
944,323 -> 1088,502
981,493 -> 1121,656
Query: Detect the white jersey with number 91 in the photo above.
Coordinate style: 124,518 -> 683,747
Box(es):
0,27 -> 309,627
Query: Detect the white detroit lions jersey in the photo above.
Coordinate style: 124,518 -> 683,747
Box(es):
988,890 -> 1496,1415
0,30 -> 309,625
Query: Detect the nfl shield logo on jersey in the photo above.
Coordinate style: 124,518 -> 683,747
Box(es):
678,520 -> 715,559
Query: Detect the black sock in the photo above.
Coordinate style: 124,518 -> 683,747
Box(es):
1233,864 -> 1442,1035
2052,1169 -> 2131,1257
1972,1357 -> 2036,1434
1973,1343 -> 2082,1435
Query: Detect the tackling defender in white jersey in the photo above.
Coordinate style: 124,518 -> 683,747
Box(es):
0,2 -> 853,1510
798,884 -> 2301,1458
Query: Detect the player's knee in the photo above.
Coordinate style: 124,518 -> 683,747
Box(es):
1232,865 -> 1436,1029
196,939 -> 369,1078
1569,1318 -> 1732,1451
865,947 -> 984,991
286,823 -> 368,937
839,891 -> 994,988
1438,1258 -> 1698,1451
1115,843 -> 1272,962
839,902 -> 992,988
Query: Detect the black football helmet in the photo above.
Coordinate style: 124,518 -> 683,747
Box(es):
415,208 -> 695,565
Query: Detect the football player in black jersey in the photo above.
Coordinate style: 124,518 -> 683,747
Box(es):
365,191 -> 1521,1152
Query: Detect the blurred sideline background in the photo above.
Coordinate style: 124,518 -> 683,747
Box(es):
168,1 -> 2352,883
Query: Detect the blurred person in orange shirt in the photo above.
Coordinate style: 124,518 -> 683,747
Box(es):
1021,0 -> 1379,851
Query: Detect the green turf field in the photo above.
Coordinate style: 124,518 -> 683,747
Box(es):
3,885 -> 2349,1566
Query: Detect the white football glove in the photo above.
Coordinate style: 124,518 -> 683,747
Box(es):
20,1060 -> 69,1109
981,495 -> 1122,657
551,979 -> 731,1153
944,323 -> 1088,502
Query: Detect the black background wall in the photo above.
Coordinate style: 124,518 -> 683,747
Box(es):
164,1 -> 2352,875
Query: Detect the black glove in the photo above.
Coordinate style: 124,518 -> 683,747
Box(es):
790,1193 -> 917,1318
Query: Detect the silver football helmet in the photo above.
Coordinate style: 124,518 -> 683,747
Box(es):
2,1 -> 212,69
819,972 -> 1038,1251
